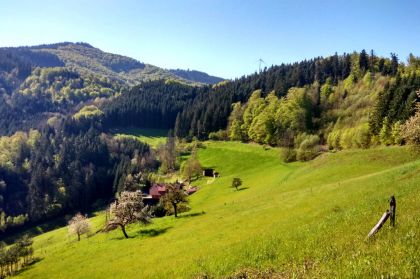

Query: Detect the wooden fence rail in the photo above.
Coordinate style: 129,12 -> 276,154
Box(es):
367,196 -> 396,239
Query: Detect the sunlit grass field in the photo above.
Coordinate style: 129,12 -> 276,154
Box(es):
112,127 -> 168,147
15,142 -> 420,278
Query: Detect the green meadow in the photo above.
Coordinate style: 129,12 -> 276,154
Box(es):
15,142 -> 420,278
112,127 -> 168,147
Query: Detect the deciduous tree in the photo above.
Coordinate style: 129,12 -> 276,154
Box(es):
68,213 -> 91,241
401,90 -> 420,149
160,183 -> 188,218
232,177 -> 242,191
107,191 -> 151,238
182,149 -> 202,182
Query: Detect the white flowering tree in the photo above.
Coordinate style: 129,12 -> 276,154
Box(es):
106,191 -> 152,238
68,213 -> 91,241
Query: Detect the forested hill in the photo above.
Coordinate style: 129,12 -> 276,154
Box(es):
0,42 -> 225,86
169,69 -> 224,84
0,42 -> 223,135
105,51 -> 419,143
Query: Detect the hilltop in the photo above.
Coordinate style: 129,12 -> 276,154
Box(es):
169,68 -> 224,85
1,42 -> 224,87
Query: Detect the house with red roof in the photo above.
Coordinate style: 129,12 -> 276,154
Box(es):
143,181 -> 198,205
149,183 -> 167,199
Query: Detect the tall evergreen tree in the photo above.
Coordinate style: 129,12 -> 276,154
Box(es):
359,49 -> 369,72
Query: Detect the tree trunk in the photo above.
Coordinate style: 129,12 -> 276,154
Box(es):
173,203 -> 178,218
120,224 -> 129,238
77,233 -> 81,241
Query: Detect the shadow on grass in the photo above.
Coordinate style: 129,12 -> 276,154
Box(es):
203,165 -> 216,169
0,217 -> 67,244
12,257 -> 42,276
236,187 -> 249,191
137,226 -> 172,237
0,206 -> 109,244
109,234 -> 136,240
178,211 -> 206,219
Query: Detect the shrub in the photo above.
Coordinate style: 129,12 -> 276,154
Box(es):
151,203 -> 166,217
354,123 -> 370,148
379,117 -> 392,145
391,121 -> 403,145
327,130 -> 341,150
339,129 -> 353,149
280,148 -> 297,162
208,130 -> 228,141
401,97 -> 420,148
296,134 -> 320,161
370,134 -> 381,146
329,124 -> 370,150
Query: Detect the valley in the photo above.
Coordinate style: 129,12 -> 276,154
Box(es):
0,5 -> 419,277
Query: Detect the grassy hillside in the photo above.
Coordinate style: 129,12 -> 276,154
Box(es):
112,127 -> 168,148
15,142 -> 420,278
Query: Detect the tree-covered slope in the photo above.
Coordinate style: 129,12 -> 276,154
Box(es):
0,42 -> 225,135
103,51 -> 419,152
0,42 -> 223,88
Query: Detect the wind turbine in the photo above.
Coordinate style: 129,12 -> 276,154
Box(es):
257,58 -> 265,73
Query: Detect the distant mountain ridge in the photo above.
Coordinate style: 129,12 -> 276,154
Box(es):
169,69 -> 224,84
0,42 -> 224,86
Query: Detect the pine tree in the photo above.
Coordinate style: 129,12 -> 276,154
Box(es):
359,49 -> 369,72
390,53 -> 399,75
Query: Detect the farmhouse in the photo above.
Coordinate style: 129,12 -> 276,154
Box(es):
149,183 -> 167,199
143,181 -> 198,204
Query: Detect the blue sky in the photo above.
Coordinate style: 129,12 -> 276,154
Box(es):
1,0 -> 419,78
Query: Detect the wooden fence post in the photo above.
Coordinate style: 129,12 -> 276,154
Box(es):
366,196 -> 396,239
389,195 -> 396,227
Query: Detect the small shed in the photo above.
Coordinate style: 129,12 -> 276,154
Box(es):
203,168 -> 214,177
